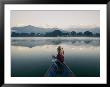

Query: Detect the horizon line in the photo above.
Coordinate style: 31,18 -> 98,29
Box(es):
11,24 -> 100,29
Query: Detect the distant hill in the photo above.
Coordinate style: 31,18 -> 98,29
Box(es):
11,25 -> 66,34
64,27 -> 100,34
12,25 -> 49,34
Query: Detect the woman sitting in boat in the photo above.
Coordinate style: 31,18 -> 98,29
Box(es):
56,46 -> 64,63
51,46 -> 64,73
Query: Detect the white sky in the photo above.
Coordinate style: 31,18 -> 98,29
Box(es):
11,10 -> 100,28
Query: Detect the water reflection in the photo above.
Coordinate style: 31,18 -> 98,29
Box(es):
11,37 -> 100,48
11,37 -> 100,77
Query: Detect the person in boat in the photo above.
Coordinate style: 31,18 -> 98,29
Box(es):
52,46 -> 64,73
56,46 -> 64,73
57,46 -> 64,63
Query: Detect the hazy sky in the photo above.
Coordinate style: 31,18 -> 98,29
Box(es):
11,10 -> 100,28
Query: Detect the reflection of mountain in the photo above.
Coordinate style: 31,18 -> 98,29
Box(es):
11,37 -> 100,48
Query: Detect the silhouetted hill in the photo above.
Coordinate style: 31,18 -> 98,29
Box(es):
11,25 -> 66,34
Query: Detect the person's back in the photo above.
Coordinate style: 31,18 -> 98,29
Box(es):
57,53 -> 64,63
57,46 -> 64,63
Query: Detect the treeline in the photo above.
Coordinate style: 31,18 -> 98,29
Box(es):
11,30 -> 100,37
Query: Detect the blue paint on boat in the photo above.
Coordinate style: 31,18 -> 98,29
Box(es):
44,57 -> 75,77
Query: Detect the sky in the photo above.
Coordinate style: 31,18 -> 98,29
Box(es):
11,10 -> 100,29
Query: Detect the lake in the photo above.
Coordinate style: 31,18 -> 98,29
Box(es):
11,37 -> 100,77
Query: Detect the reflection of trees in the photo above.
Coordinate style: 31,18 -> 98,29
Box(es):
51,40 -> 62,45
84,40 -> 92,44
11,38 -> 100,48
72,41 -> 76,44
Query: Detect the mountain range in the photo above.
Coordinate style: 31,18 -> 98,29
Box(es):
11,25 -> 100,34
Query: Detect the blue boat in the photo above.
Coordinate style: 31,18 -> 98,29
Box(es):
44,56 -> 75,77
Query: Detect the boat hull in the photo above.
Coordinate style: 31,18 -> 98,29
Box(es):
44,62 -> 75,77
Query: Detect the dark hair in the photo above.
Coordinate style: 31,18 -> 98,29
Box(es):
57,46 -> 62,51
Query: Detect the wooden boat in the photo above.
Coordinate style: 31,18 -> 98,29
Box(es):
44,57 -> 75,77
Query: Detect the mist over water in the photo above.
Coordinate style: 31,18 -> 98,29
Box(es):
11,37 -> 100,77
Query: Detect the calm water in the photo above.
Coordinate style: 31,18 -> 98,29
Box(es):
11,37 -> 100,77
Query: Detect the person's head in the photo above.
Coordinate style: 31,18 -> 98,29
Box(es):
57,46 -> 62,53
